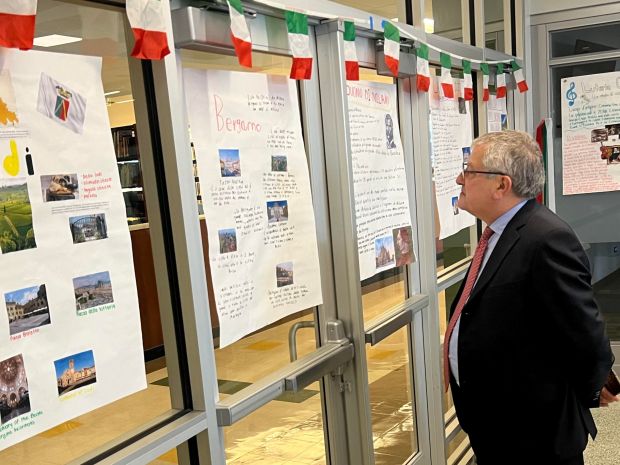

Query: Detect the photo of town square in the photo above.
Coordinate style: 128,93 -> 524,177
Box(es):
218,228 -> 237,254
0,176 -> 37,254
219,149 -> 241,177
5,284 -> 50,336
73,271 -> 114,311
69,213 -> 108,244
0,354 -> 31,425
375,235 -> 395,269
54,350 -> 97,397
276,262 -> 294,287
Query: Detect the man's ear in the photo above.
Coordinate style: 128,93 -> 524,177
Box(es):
494,175 -> 513,198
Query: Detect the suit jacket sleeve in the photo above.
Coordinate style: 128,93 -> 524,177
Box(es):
532,226 -> 614,408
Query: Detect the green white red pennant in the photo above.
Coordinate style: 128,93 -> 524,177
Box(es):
227,0 -> 252,68
462,60 -> 473,101
416,43 -> 430,92
0,0 -> 37,50
286,11 -> 313,80
511,60 -> 528,93
440,53 -> 454,98
495,63 -> 506,98
344,21 -> 359,81
480,62 -> 490,102
383,22 -> 400,77
126,0 -> 171,60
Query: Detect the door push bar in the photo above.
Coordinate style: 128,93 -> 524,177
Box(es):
364,294 -> 429,346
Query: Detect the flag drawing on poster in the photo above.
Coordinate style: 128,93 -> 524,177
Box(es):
561,72 -> 620,195
0,50 -> 145,451
346,81 -> 416,279
429,77 -> 475,239
183,69 -> 323,348
36,73 -> 87,134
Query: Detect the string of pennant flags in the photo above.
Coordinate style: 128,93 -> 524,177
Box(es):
0,0 -> 528,101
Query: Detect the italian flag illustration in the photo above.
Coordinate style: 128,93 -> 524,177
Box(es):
227,0 -> 252,67
511,59 -> 528,93
383,22 -> 400,77
416,43 -> 430,92
496,63 -> 507,98
0,0 -> 37,50
440,53 -> 454,98
126,0 -> 171,60
286,11 -> 313,80
344,21 -> 359,81
480,62 -> 490,102
462,60 -> 474,101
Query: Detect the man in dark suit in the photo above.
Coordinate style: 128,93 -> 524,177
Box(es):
445,130 -> 617,465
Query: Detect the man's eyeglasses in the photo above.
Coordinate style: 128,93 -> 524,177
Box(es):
461,163 -> 507,177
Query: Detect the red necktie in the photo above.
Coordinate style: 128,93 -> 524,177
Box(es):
443,226 -> 495,391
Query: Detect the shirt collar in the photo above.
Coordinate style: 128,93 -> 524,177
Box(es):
489,199 -> 528,236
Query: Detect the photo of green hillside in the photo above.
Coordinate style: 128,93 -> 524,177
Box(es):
0,178 -> 36,253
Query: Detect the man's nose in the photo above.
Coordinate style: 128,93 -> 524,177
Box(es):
456,171 -> 464,185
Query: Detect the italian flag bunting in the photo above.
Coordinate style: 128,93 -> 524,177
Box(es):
286,11 -> 313,80
343,21 -> 359,81
495,63 -> 507,98
383,22 -> 400,77
462,60 -> 474,101
227,0 -> 252,68
416,43 -> 430,92
126,0 -> 171,60
440,53 -> 454,98
0,0 -> 37,50
511,59 -> 528,93
481,62 -> 490,102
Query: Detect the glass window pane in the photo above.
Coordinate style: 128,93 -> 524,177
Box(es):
438,281 -> 462,415
431,0 -> 463,42
331,0 -> 405,22
367,328 -> 418,464
551,22 -> 620,58
484,0 -> 504,51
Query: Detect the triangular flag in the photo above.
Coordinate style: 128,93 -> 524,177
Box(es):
440,53 -> 454,98
462,60 -> 474,101
0,1 -> 37,50
480,62 -> 490,102
227,0 -> 252,68
126,0 -> 171,60
383,22 -> 400,77
286,11 -> 312,80
511,59 -> 528,93
416,43 -> 430,92
344,21 -> 359,81
496,63 -> 506,98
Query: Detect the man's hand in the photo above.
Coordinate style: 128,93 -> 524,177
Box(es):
599,386 -> 620,407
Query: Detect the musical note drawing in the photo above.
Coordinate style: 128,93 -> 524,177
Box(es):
3,139 -> 20,176
566,82 -> 577,107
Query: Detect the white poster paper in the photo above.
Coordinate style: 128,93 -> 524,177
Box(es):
346,81 -> 415,280
487,94 -> 507,132
0,50 -> 145,451
561,72 -> 620,195
183,69 -> 323,348
429,77 -> 476,239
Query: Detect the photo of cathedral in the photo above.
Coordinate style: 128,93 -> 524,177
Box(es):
0,354 -> 31,425
54,350 -> 97,397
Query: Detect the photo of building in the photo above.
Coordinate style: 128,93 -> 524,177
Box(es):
5,284 -> 50,336
266,200 -> 288,223
218,229 -> 237,254
0,354 -> 30,425
73,271 -> 114,311
276,262 -> 294,288
271,155 -> 287,172
69,213 -> 108,244
219,149 -> 241,177
375,236 -> 395,269
54,350 -> 97,396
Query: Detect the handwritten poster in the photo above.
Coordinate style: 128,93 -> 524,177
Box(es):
429,77 -> 475,239
183,69 -> 323,348
561,72 -> 620,195
487,94 -> 507,132
346,81 -> 415,280
0,50 -> 145,451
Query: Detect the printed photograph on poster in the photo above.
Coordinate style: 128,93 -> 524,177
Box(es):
37,73 -> 87,134
54,350 -> 97,397
0,354 -> 30,424
69,213 -> 108,243
462,147 -> 471,165
41,174 -> 79,202
276,262 -> 294,287
375,236 -> 395,269
452,196 -> 459,215
73,271 -> 114,312
266,200 -> 288,223
271,155 -> 287,172
392,226 -> 415,267
385,114 -> 397,149
592,124 -> 620,165
0,177 -> 37,254
219,149 -> 241,177
5,284 -> 50,336
218,228 -> 237,254
0,71 -> 20,129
